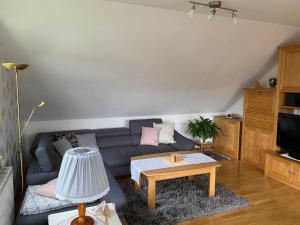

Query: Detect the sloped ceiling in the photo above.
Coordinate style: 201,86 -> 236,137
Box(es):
0,0 -> 300,121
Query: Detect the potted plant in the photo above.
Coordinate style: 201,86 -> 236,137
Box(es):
187,116 -> 221,144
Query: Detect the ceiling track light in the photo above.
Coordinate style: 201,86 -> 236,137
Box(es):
188,1 -> 238,23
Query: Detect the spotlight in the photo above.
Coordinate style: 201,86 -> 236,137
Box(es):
188,3 -> 196,18
208,9 -> 216,20
232,11 -> 238,24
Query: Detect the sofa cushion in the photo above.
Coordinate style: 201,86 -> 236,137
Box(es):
101,146 -> 140,167
135,144 -> 176,155
107,165 -> 131,177
35,179 -> 57,198
153,122 -> 176,144
131,134 -> 141,145
35,134 -> 57,173
129,119 -> 162,135
52,138 -> 72,157
97,135 -> 133,149
140,127 -> 160,146
26,158 -> 60,186
54,133 -> 78,148
76,132 -> 98,149
171,130 -> 196,150
94,128 -> 130,137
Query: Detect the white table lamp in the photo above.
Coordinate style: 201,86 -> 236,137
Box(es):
56,147 -> 110,225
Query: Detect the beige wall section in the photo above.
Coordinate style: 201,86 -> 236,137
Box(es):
226,66 -> 278,116
0,1 -> 299,122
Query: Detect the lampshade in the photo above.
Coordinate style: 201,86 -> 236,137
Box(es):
55,147 -> 109,203
2,63 -> 29,70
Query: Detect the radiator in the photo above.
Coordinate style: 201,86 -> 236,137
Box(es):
0,167 -> 14,225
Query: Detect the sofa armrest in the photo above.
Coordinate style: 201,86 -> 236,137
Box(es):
171,131 -> 196,150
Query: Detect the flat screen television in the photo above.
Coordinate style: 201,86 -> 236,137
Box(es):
277,113 -> 300,159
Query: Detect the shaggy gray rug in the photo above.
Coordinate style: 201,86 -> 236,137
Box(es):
121,175 -> 249,225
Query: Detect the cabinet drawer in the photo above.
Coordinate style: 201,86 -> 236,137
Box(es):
244,112 -> 274,130
245,89 -> 276,114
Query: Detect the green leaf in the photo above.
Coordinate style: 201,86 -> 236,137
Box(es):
187,115 -> 221,143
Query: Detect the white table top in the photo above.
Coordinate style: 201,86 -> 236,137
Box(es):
131,153 -> 216,184
48,204 -> 122,225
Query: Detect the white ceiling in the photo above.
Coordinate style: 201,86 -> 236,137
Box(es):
0,0 -> 300,121
108,0 -> 300,26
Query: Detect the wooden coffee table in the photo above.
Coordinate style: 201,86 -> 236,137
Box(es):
131,151 -> 221,209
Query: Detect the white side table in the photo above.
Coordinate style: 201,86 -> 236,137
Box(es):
48,204 -> 122,225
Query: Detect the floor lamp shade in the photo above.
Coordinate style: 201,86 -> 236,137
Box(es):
55,148 -> 110,203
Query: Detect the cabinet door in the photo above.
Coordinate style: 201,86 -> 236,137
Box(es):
266,156 -> 294,184
255,128 -> 273,169
280,47 -> 300,91
293,164 -> 300,188
245,89 -> 276,114
214,118 -> 224,153
242,127 -> 259,165
222,121 -> 240,159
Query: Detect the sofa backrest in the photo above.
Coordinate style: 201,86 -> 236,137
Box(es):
129,118 -> 162,145
95,128 -> 132,149
33,129 -> 93,173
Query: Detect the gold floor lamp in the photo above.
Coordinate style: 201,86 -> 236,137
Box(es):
2,63 -> 45,192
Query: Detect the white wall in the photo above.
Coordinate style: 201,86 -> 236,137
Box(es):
0,0 -> 299,122
226,65 -> 278,116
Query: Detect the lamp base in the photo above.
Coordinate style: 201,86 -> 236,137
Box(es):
71,216 -> 94,225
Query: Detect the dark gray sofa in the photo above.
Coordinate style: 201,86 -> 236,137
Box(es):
15,119 -> 195,225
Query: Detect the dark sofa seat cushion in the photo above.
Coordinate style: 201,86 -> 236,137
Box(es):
101,146 -> 140,167
16,169 -> 127,225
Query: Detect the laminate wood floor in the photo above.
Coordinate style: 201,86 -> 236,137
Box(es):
178,160 -> 300,225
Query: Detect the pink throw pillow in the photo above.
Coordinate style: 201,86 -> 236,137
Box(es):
35,178 -> 57,198
140,127 -> 161,146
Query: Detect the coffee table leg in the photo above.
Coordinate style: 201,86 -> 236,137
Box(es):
188,176 -> 194,181
209,168 -> 216,197
148,178 -> 156,209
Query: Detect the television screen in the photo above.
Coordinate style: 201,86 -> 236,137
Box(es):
277,113 -> 300,159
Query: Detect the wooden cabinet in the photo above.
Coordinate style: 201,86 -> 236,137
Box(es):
241,88 -> 277,169
261,45 -> 300,192
213,116 -> 242,160
265,152 -> 300,190
278,45 -> 300,92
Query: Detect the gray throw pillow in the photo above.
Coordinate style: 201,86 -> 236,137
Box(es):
52,138 -> 73,157
76,133 -> 99,150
